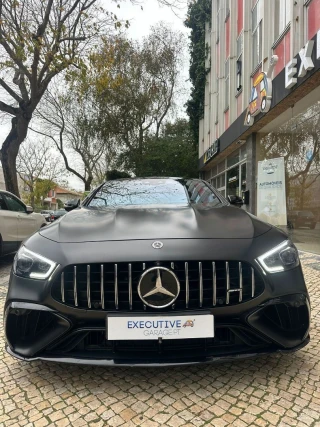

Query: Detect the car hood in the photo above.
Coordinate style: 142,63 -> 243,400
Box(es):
39,205 -> 272,243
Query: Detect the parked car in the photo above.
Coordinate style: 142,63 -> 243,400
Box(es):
40,210 -> 54,222
64,198 -> 80,211
0,190 -> 47,257
50,209 -> 67,222
5,178 -> 310,366
287,210 -> 317,229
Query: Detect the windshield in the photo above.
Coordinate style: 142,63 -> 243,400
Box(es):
87,179 -> 223,208
88,179 -> 188,207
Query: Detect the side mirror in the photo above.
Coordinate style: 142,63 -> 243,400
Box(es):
64,198 -> 80,212
228,195 -> 244,206
26,205 -> 34,213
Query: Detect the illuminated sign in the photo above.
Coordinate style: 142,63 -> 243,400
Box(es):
204,139 -> 220,164
244,55 -> 278,126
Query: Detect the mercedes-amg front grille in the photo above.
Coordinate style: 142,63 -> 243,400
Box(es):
52,261 -> 264,310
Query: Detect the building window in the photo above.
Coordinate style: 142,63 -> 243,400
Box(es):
252,0 -> 262,70
225,58 -> 230,110
275,0 -> 291,37
236,32 -> 243,92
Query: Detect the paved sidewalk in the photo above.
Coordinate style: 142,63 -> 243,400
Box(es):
0,255 -> 319,427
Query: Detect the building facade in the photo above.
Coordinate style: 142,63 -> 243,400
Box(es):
44,186 -> 82,210
199,0 -> 320,254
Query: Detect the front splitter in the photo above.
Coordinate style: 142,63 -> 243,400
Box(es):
6,337 -> 309,367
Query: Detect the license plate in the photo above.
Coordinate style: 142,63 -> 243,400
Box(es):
107,314 -> 214,340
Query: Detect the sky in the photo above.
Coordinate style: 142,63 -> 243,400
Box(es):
0,0 -> 191,192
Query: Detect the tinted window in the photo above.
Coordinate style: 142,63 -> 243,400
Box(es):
88,179 -> 188,207
0,193 -> 7,210
3,194 -> 25,212
185,181 -> 222,207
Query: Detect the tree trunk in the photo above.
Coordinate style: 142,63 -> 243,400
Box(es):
30,194 -> 35,208
0,116 -> 29,197
84,176 -> 93,191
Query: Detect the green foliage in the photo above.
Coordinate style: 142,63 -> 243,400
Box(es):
78,24 -> 184,172
119,119 -> 198,178
185,0 -> 212,146
22,178 -> 56,208
57,199 -> 64,209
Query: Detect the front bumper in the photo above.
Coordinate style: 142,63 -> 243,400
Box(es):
4,292 -> 310,366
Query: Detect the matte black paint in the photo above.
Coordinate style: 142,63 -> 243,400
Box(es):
4,179 -> 310,366
39,204 -> 272,243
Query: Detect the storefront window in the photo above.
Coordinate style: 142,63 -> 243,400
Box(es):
227,166 -> 240,196
227,149 -> 240,168
258,92 -> 320,254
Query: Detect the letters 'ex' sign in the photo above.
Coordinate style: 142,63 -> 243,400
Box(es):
285,30 -> 320,89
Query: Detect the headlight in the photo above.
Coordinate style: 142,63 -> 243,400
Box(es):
13,247 -> 57,279
256,240 -> 299,273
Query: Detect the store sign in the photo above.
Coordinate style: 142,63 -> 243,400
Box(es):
244,55 -> 278,126
204,139 -> 219,164
257,157 -> 287,226
285,30 -> 320,89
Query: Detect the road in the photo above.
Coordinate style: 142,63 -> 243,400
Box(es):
0,253 -> 319,426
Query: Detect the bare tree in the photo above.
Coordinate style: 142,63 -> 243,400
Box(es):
32,87 -> 114,191
0,0 -> 113,196
17,139 -> 65,207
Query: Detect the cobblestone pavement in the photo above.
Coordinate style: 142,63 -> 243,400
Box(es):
0,253 -> 319,427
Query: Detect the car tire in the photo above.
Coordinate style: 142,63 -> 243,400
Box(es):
310,224 -> 316,230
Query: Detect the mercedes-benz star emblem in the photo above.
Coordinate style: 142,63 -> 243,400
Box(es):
138,267 -> 180,308
152,241 -> 163,249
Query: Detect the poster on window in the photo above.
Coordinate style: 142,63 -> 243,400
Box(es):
257,157 -> 287,226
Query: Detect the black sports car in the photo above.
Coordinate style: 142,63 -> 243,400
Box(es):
5,178 -> 310,366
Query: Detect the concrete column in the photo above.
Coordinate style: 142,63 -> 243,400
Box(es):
245,133 -> 257,215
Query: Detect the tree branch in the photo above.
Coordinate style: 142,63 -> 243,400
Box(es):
0,101 -> 19,116
0,77 -> 23,103
59,36 -> 86,43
